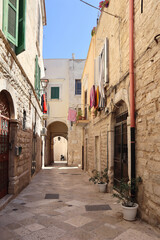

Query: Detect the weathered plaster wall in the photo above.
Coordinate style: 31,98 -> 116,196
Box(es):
45,58 -> 85,167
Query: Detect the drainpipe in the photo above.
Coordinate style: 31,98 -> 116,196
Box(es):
129,0 -> 136,195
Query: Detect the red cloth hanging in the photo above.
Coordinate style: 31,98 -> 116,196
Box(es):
90,85 -> 96,108
43,94 -> 47,113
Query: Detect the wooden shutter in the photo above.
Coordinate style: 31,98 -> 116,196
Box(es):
51,87 -> 59,99
15,0 -> 26,55
37,65 -> 41,99
105,38 -> 109,83
35,56 -> 41,99
3,0 -> 19,46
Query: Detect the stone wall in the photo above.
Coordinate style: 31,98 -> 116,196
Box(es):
68,124 -> 82,167
81,0 -> 160,227
0,31 -> 42,196
135,40 -> 160,225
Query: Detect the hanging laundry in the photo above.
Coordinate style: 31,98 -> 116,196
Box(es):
90,85 -> 96,108
41,95 -> 44,112
95,86 -> 99,108
68,108 -> 77,122
43,94 -> 47,113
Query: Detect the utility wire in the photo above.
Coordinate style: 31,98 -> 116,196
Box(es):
80,0 -> 121,19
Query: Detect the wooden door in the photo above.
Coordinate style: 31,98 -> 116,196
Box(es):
0,92 -> 10,199
114,122 -> 128,188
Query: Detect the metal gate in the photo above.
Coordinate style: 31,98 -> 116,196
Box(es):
114,116 -> 128,189
0,116 -> 9,198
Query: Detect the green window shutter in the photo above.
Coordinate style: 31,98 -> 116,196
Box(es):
37,65 -> 41,99
3,0 -> 19,46
15,0 -> 26,55
35,56 -> 41,99
35,55 -> 38,90
51,87 -> 59,99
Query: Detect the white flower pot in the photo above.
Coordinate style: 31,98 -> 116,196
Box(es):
98,183 -> 107,193
122,203 -> 138,221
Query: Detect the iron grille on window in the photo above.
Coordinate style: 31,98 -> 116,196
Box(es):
75,79 -> 81,95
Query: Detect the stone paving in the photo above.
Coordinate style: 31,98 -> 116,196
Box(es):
0,165 -> 160,240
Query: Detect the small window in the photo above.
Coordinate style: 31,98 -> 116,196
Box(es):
51,87 -> 59,99
141,0 -> 143,13
75,79 -> 81,95
23,110 -> 26,130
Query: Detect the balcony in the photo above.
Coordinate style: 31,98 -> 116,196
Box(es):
76,104 -> 90,127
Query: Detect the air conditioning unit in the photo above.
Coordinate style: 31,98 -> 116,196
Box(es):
41,127 -> 47,136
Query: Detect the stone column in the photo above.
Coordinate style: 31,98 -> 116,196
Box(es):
42,135 -> 45,169
108,114 -> 115,192
8,119 -> 19,195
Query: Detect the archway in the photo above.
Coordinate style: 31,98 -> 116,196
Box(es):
0,90 -> 14,199
53,136 -> 67,163
45,121 -> 68,166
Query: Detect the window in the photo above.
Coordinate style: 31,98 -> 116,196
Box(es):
51,87 -> 59,99
3,0 -> 26,55
75,79 -> 81,95
35,55 -> 41,99
22,110 -> 26,130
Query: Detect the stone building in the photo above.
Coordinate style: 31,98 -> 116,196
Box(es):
78,0 -> 160,227
0,0 -> 46,203
43,57 -> 85,166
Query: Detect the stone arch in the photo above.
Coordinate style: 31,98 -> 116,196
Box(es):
113,88 -> 130,115
108,89 -> 131,191
0,90 -> 15,119
0,89 -> 17,198
45,121 -> 68,166
47,121 -> 68,139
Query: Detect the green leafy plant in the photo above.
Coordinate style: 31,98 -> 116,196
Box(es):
89,168 -> 109,184
77,109 -> 82,120
113,177 -> 142,207
91,27 -> 96,36
99,0 -> 109,10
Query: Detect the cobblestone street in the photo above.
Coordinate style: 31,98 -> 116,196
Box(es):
0,165 -> 160,240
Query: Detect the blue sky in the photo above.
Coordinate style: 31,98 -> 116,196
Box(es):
43,0 -> 101,60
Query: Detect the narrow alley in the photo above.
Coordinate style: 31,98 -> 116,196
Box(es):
0,165 -> 159,240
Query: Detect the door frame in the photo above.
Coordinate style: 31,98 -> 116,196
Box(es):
114,119 -> 128,189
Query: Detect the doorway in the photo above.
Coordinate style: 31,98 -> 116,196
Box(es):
53,136 -> 67,164
0,92 -> 10,199
114,113 -> 128,188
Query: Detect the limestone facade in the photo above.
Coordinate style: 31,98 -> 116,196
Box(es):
44,58 -> 85,166
80,0 -> 160,227
0,0 -> 46,198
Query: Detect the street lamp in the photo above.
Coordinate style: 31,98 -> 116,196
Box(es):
41,79 -> 49,90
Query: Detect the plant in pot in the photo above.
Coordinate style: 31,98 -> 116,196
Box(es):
89,168 -> 109,193
99,0 -> 109,10
77,109 -> 82,120
113,177 -> 142,221
91,27 -> 96,37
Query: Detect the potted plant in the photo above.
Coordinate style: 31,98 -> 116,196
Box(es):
77,109 -> 82,120
113,177 -> 142,221
99,0 -> 109,10
89,168 -> 109,193
91,27 -> 96,37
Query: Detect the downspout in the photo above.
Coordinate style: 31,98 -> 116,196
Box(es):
129,0 -> 136,195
